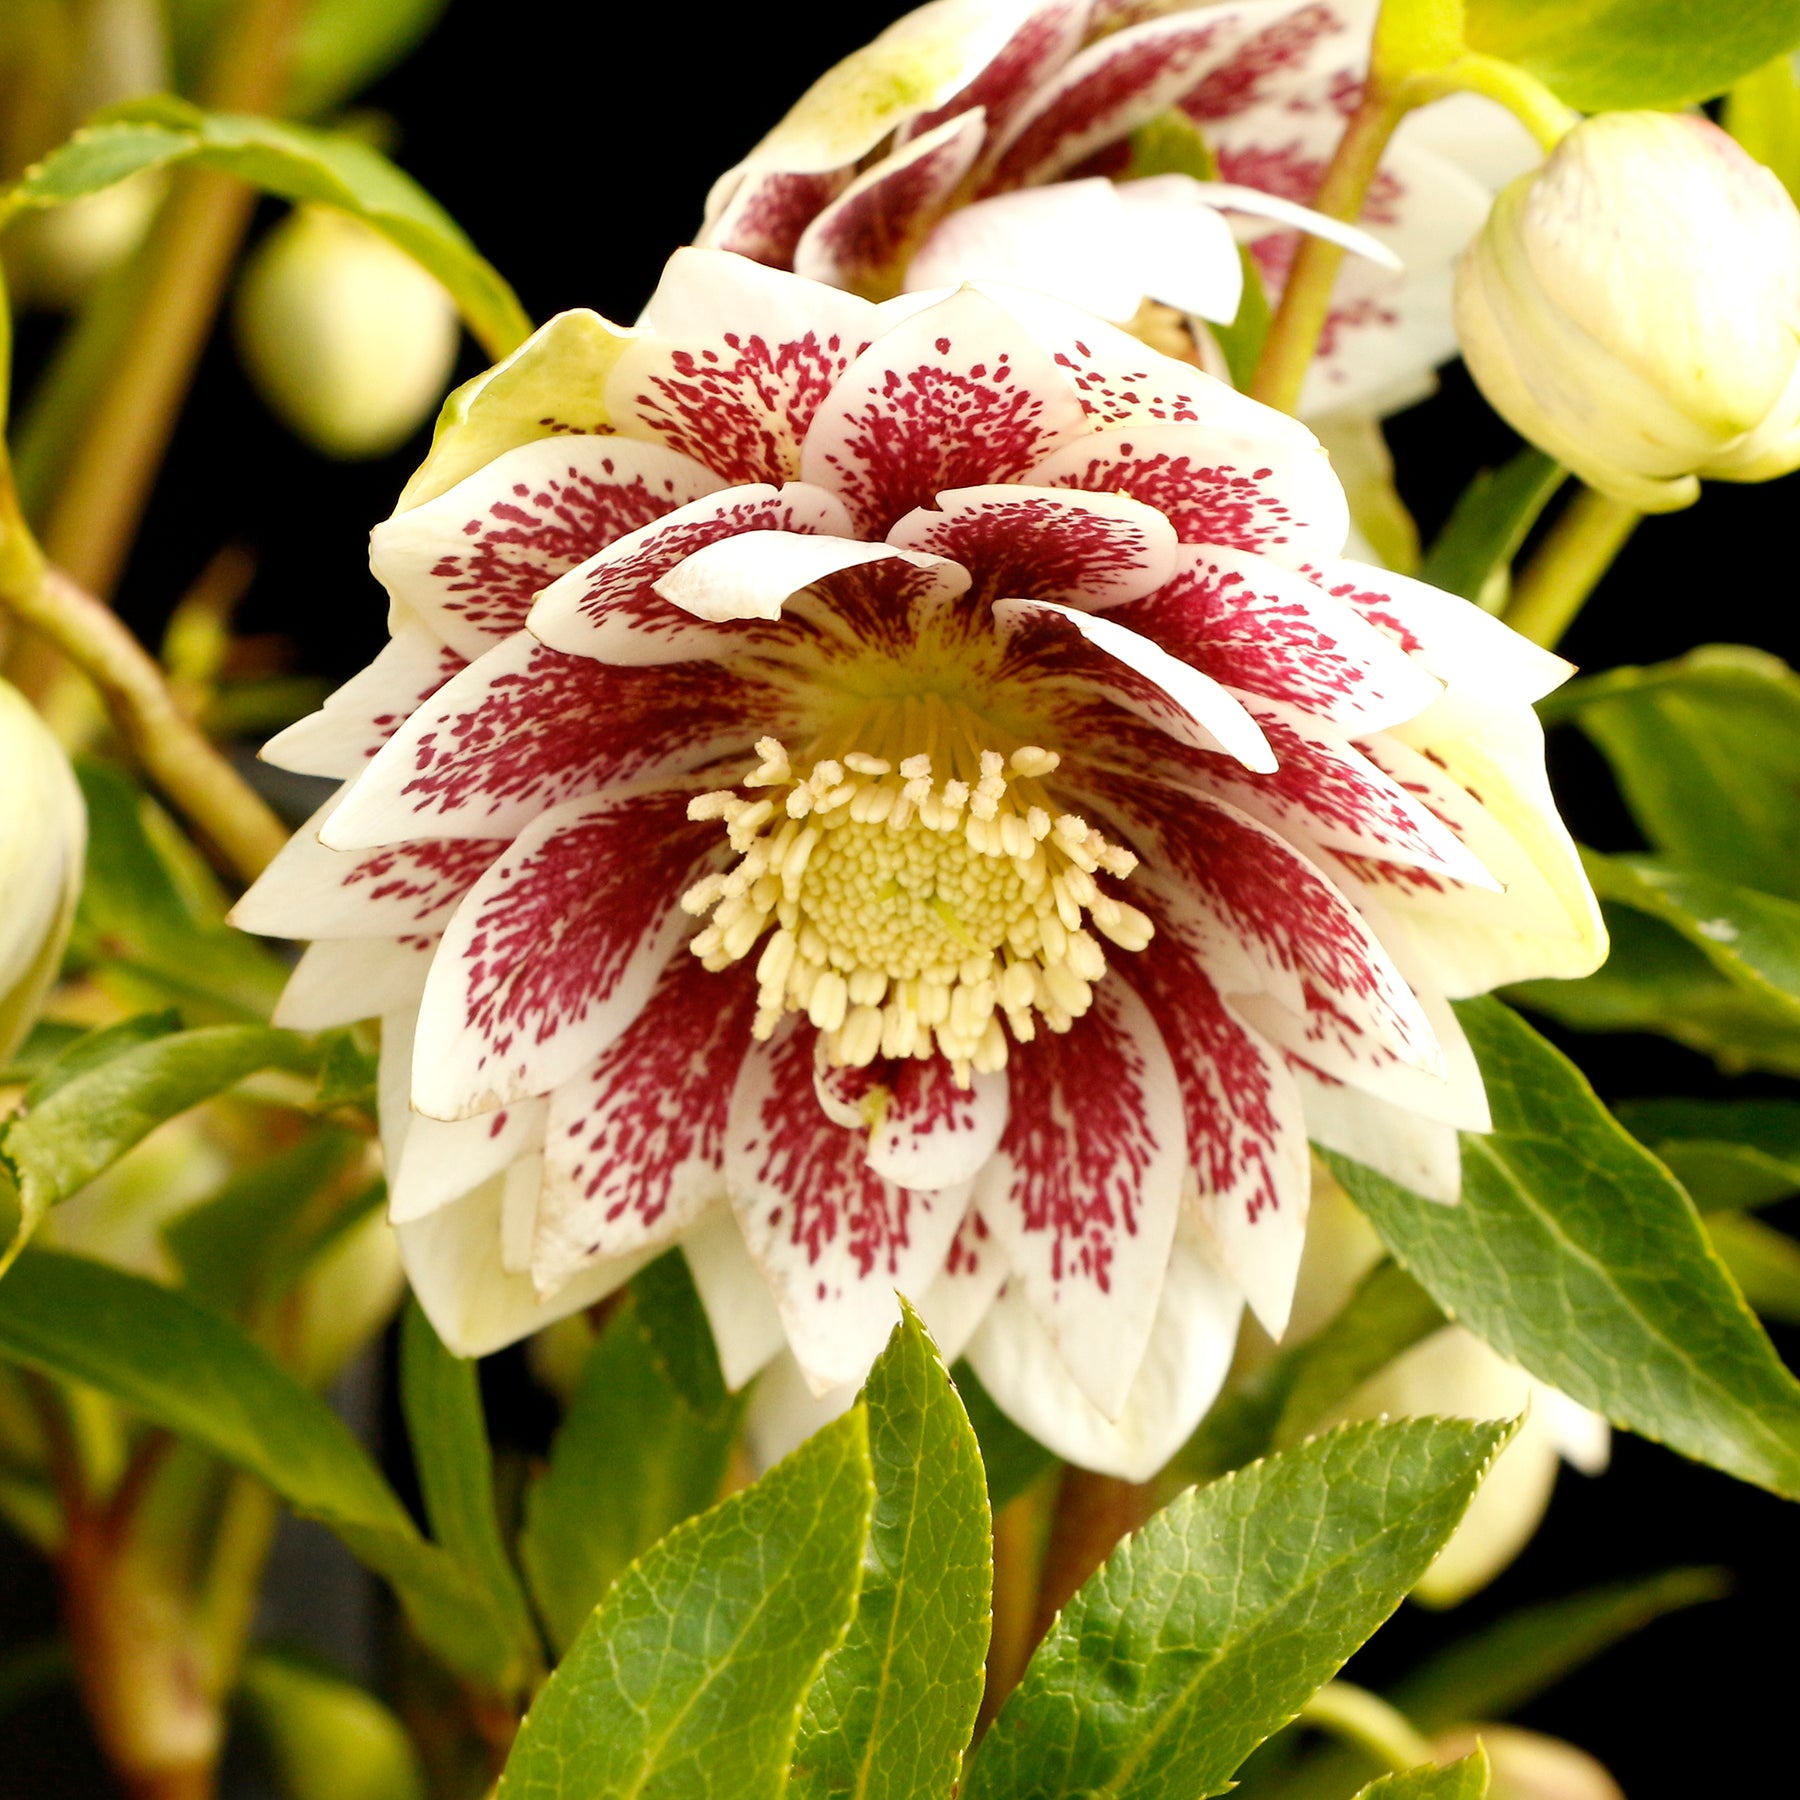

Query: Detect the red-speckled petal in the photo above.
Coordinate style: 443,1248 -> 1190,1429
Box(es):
727,1020 -> 975,1390
701,166 -> 853,267
888,483 -> 1177,609
410,786 -> 718,1119
319,632 -> 783,848
913,1208 -> 1010,1363
798,286 -> 1092,535
388,1097 -> 547,1225
794,112 -> 988,295
974,978 -> 1186,1419
813,1052 -> 1010,1190
527,483 -> 857,663
533,956 -> 758,1284
1106,542 -> 1440,729
261,612 -> 465,780
607,249 -> 882,486
1026,419 -> 1348,565
900,0 -> 1090,155
369,436 -> 728,660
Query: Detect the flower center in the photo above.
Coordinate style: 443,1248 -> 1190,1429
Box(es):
681,703 -> 1153,1077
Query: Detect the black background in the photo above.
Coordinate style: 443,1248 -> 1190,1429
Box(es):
11,1 -> 1800,1791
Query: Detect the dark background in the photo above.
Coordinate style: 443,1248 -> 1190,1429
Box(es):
10,1 -> 1798,1791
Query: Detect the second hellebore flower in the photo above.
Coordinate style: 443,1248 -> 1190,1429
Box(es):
235,250 -> 1602,1476
1456,111 -> 1800,511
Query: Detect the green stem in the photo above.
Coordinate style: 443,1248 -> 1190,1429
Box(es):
1500,485 -> 1641,649
1300,1681 -> 1437,1774
1420,52 -> 1580,153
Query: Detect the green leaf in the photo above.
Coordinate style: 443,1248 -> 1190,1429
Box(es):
1613,1097 -> 1800,1209
1726,54 -> 1800,201
1352,1750 -> 1487,1800
1418,448 -> 1565,605
287,0 -> 453,119
1174,1262 -> 1444,1482
1389,1566 -> 1728,1730
8,102 -> 529,360
631,1250 -> 734,1424
954,1359 -> 1059,1510
1705,1212 -> 1800,1325
71,762 -> 287,1023
399,1301 -> 540,1679
496,1409 -> 874,1800
1330,997 -> 1800,1500
965,1417 -> 1511,1800
239,1648 -> 427,1800
519,1298 -> 741,1653
793,1304 -> 990,1800
1463,0 -> 1800,110
0,1249 -> 517,1683
1544,646 -> 1800,895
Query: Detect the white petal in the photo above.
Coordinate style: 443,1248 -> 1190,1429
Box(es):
681,1202 -> 788,1391
271,937 -> 431,1031
388,1097 -> 548,1225
654,532 -> 963,623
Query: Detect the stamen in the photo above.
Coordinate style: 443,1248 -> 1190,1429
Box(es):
686,715 -> 1153,1078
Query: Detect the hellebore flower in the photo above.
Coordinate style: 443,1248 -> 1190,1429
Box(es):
235,206 -> 462,461
235,250 -> 1601,1476
1456,111 -> 1800,511
0,678 -> 85,1065
697,0 -> 1539,418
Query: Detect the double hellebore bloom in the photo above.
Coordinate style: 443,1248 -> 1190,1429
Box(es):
236,249 -> 1601,1477
699,0 -> 1539,418
1457,111 -> 1800,511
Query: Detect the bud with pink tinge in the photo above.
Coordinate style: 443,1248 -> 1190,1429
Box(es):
1456,111 -> 1800,511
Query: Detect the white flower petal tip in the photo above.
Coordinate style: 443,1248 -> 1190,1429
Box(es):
1185,179 -> 1405,272
653,532 -> 966,624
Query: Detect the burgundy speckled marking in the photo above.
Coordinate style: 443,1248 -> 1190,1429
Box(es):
1180,4 -> 1340,119
334,837 -> 507,934
1320,570 -> 1427,655
904,0 -> 1088,154
712,167 -> 852,267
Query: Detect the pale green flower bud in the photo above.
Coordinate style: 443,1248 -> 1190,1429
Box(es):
0,679 -> 84,1064
234,206 -> 460,461
1432,1727 -> 1622,1800
1455,111 -> 1800,511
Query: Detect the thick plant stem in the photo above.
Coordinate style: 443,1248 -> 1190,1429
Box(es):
1250,86 -> 1409,417
1029,1468 -> 1154,1646
1502,485 -> 1641,649
1300,1681 -> 1436,1774
981,1488 -> 1047,1730
36,0 -> 305,599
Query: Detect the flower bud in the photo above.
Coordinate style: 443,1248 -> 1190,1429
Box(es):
1432,1727 -> 1622,1800
0,679 -> 84,1064
234,206 -> 461,461
1455,111 -> 1800,510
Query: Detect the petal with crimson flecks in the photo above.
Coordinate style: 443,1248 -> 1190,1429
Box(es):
272,936 -> 432,1031
994,597 -> 1275,768
1026,419 -> 1349,565
966,1214 -> 1241,1480
682,1202 -> 790,1391
262,612 -> 465,780
901,0 -> 1090,155
607,249 -> 882,486
411,787 -> 717,1119
794,112 -> 989,295
1121,899 -> 1310,1337
914,1208 -> 1009,1363
703,167 -> 854,266
526,483 -> 855,663
231,797 -> 503,941
320,632 -> 782,847
369,435 -> 728,660
798,286 -> 1091,535
1107,542 -> 1440,730
388,1098 -> 548,1224
727,1021 -> 974,1391
656,534 -> 965,627
888,484 -> 1177,609
981,6 -> 1288,193
974,978 -> 1186,1419
814,1051 -> 1010,1189
532,957 -> 757,1284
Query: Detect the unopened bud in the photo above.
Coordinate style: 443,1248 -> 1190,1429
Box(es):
1455,112 -> 1800,510
0,680 -> 84,1064
234,205 -> 460,460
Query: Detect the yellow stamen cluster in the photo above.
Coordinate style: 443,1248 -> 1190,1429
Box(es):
682,730 -> 1153,1077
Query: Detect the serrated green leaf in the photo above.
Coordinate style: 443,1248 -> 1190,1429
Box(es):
966,1416 -> 1511,1800
519,1299 -> 740,1653
1418,449 -> 1565,604
240,1648 -> 427,1800
1331,998 -> 1800,1500
1705,1212 -> 1800,1325
1389,1566 -> 1728,1730
632,1251 -> 734,1424
1352,1749 -> 1487,1800
8,103 -> 528,359
0,1249 -> 516,1683
953,1359 -> 1059,1509
1614,1097 -> 1800,1209
497,1408 -> 874,1800
1463,0 -> 1800,110
399,1302 -> 540,1683
1544,646 -> 1800,895
794,1304 -> 990,1800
